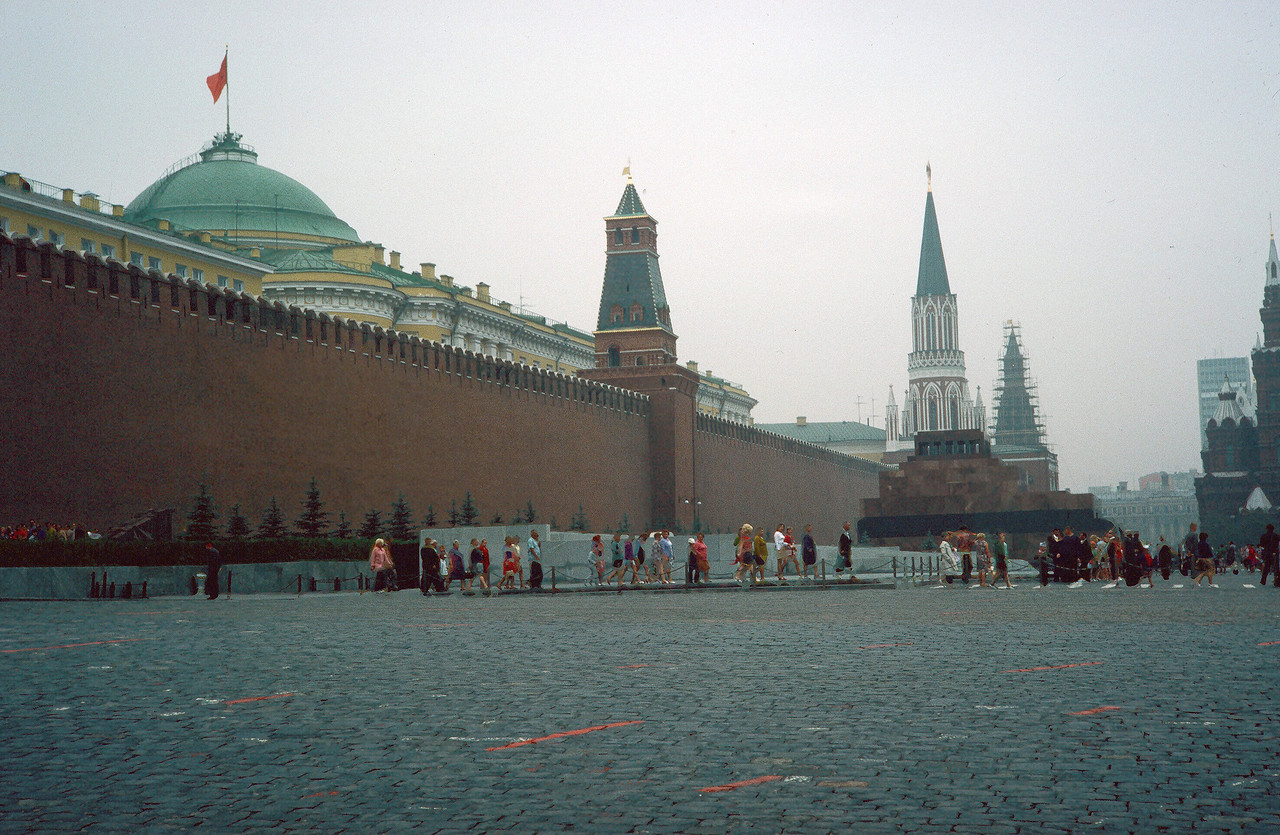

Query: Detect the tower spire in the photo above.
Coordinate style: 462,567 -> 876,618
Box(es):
926,161 -> 932,192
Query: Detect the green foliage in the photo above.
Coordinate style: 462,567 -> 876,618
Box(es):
491,512 -> 504,525
295,478 -> 330,538
460,492 -> 479,526
358,509 -> 383,539
447,500 -> 459,527
333,511 -> 353,539
512,508 -> 524,524
225,504 -> 250,539
186,483 -> 218,542
422,505 -> 437,529
570,504 -> 588,532
549,516 -> 558,530
257,498 -> 288,540
524,500 -> 537,524
388,493 -> 415,541
617,513 -> 630,533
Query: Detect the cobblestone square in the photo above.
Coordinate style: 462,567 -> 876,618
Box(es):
3,577 -> 1279,833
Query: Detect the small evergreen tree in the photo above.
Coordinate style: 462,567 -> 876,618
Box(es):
422,505 -> 437,529
617,513 -> 630,533
512,508 -> 524,524
358,509 -> 383,539
295,477 -> 330,538
257,498 -> 287,540
524,500 -> 537,524
491,512 -> 504,524
225,504 -> 250,539
334,511 -> 353,539
549,516 -> 558,531
389,493 -> 415,541
186,483 -> 218,541
447,500 -> 460,527
571,504 -> 588,532
460,492 -> 479,526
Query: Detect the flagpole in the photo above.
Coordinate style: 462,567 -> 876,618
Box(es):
225,45 -> 230,135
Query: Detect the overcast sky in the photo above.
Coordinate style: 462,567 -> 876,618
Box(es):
5,1 -> 1280,492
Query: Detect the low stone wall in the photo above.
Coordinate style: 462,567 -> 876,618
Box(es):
0,560 -> 368,600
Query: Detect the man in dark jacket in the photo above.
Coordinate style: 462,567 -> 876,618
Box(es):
801,525 -> 818,578
837,522 -> 854,578
1260,524 -> 1280,587
1041,529 -> 1061,586
204,542 -> 222,600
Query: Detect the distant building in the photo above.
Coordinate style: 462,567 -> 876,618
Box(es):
1090,472 -> 1199,544
754,416 -> 887,462
989,321 -> 1058,491
1197,357 -> 1254,449
884,169 -> 984,460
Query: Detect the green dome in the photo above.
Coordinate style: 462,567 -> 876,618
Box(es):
124,133 -> 359,246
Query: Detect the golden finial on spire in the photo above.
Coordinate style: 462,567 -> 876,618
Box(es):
926,161 -> 932,192
623,158 -> 633,184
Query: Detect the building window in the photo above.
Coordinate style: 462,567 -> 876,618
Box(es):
148,256 -> 161,272
217,275 -> 229,288
636,356 -> 645,366
81,238 -> 94,253
630,303 -> 643,322
193,268 -> 204,283
610,304 -> 623,324
48,230 -> 63,246
607,345 -> 621,367
630,227 -> 639,243
233,279 -> 244,292
130,251 -> 143,266
614,228 -> 623,245
100,244 -> 114,259
175,263 -> 188,278
27,224 -> 40,240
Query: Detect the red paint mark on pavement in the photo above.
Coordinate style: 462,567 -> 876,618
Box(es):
2,638 -> 148,654
1002,662 -> 1103,673
224,692 -> 295,706
486,720 -> 642,751
699,775 -> 784,793
121,612 -> 162,615
1259,641 -> 1280,647
1069,705 -> 1121,716
856,642 -> 915,649
301,791 -> 339,799
398,624 -> 462,628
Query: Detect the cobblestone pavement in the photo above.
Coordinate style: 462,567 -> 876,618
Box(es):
3,573 -> 1279,834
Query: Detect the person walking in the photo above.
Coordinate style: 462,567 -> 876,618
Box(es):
773,524 -> 790,583
1260,524 -> 1280,587
590,534 -> 606,585
443,540 -> 466,592
480,539 -> 492,592
203,542 -> 222,600
993,532 -> 1013,588
605,533 -> 626,586
526,529 -> 544,590
420,538 -> 441,594
469,539 -> 489,594
801,524 -> 818,580
687,534 -> 708,584
1042,528 -> 1061,586
972,533 -> 992,588
955,526 -> 975,585
837,521 -> 854,579
657,530 -> 674,583
1193,532 -> 1217,588
1157,537 -> 1173,581
733,524 -> 754,583
498,537 -> 519,590
370,538 -> 396,593
752,525 -> 769,585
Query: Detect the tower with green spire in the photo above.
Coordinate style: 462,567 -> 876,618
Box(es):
591,173 -> 676,369
990,321 -> 1059,490
888,167 -> 983,451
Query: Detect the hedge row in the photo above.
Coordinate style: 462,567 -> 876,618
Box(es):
0,538 -> 400,568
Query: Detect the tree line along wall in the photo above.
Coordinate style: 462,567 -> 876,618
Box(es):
0,235 -> 652,532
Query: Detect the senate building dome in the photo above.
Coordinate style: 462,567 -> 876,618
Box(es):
123,132 -> 359,249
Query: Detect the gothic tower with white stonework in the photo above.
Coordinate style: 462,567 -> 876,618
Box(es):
886,168 -> 983,453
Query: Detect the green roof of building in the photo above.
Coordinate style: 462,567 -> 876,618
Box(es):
124,133 -> 360,244
916,189 -> 951,297
755,421 -> 886,444
260,248 -> 368,278
611,182 -> 647,217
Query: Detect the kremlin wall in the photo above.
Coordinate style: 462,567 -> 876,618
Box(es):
0,233 -> 881,534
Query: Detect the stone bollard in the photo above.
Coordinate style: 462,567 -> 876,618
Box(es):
108,582 -> 115,599
551,567 -> 556,591
140,580 -> 147,599
334,577 -> 341,592
309,577 -> 317,592
123,581 -> 132,599
89,572 -> 98,599
297,574 -> 303,595
189,575 -> 198,595
892,555 -> 897,580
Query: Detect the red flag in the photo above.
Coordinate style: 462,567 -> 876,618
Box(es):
207,54 -> 227,103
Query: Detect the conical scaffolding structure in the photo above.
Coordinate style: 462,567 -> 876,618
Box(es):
990,321 -> 1049,452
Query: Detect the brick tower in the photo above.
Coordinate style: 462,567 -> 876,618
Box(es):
578,172 -> 699,530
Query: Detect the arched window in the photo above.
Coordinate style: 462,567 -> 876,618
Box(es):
607,345 -> 621,367
631,227 -> 639,243
1273,262 -> 1277,279
636,356 -> 645,366
614,229 -> 623,245
630,303 -> 643,322
949,397 -> 960,429
610,304 -> 623,324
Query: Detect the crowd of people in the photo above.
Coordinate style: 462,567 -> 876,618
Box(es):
367,523 -> 860,594
2,521 -> 99,541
